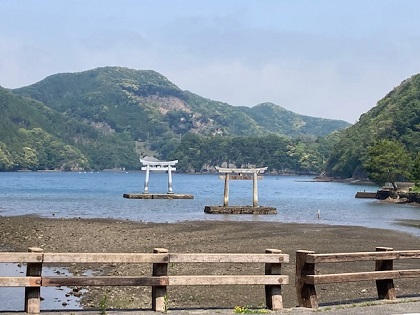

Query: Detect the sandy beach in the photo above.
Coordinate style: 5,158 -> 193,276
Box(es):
1,216 -> 420,310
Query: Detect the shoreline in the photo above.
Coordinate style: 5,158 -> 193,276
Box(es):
1,216 -> 420,310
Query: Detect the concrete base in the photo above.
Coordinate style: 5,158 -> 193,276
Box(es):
355,191 -> 377,198
123,193 -> 194,199
204,205 -> 277,214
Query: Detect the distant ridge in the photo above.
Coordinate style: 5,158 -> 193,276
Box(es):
1,66 -> 350,171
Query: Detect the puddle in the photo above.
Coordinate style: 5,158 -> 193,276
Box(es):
0,263 -> 85,311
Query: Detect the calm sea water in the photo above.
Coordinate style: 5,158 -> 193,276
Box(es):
1,171 -> 420,310
1,171 -> 419,235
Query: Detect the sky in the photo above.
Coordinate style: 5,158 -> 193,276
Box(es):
1,0 -> 420,123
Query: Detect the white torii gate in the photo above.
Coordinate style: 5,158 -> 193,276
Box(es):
215,166 -> 267,207
140,159 -> 178,194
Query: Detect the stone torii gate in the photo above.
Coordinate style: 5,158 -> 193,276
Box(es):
204,166 -> 276,214
141,159 -> 178,194
122,158 -> 193,199
216,166 -> 267,207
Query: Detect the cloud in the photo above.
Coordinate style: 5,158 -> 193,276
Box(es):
1,0 -> 420,123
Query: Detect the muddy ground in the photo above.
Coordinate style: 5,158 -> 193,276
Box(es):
1,216 -> 420,310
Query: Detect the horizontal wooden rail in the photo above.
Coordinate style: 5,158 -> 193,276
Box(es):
296,247 -> 420,309
167,275 -> 289,286
305,250 -> 420,263
0,247 -> 289,314
42,276 -> 169,287
0,253 -> 42,263
0,277 -> 41,287
41,275 -> 289,287
42,252 -> 169,263
306,269 -> 420,284
169,253 -> 289,263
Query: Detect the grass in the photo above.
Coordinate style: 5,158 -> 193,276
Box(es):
99,295 -> 108,315
409,184 -> 420,192
234,305 -> 269,314
164,294 -> 169,313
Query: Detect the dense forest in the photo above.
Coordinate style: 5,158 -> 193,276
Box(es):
325,74 -> 420,183
0,67 -> 348,172
166,132 -> 339,174
1,66 -> 419,184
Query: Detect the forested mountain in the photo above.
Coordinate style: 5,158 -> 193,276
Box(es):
0,66 -> 349,172
0,86 -> 139,171
325,74 -> 420,179
14,67 -> 349,139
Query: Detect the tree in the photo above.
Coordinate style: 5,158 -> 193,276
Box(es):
363,140 -> 412,190
413,153 -> 420,184
0,142 -> 15,170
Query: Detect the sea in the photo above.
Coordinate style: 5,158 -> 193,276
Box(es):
1,171 -> 420,310
1,171 -> 419,234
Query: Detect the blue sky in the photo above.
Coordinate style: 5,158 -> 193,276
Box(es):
1,0 -> 420,123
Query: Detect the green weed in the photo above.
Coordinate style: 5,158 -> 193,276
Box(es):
99,295 -> 108,315
234,305 -> 269,314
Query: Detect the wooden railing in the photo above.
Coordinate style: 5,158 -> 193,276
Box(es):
295,247 -> 420,308
0,247 -> 289,314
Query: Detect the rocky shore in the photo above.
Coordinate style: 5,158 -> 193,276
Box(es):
1,216 -> 420,310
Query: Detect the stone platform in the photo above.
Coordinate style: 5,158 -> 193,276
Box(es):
123,193 -> 194,199
355,191 -> 377,198
204,205 -> 277,214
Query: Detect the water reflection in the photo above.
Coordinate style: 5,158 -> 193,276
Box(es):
0,263 -> 83,311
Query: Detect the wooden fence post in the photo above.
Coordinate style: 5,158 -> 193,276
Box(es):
25,247 -> 43,314
295,250 -> 318,308
152,248 -> 169,312
375,247 -> 396,300
264,249 -> 283,310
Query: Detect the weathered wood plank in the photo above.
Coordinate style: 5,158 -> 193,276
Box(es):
42,253 -> 169,263
0,253 -> 42,263
168,275 -> 289,286
0,276 -> 41,287
42,276 -> 169,287
375,247 -> 396,300
25,247 -> 43,314
152,248 -> 168,312
265,249 -> 283,311
169,253 -> 289,263
42,275 -> 290,287
305,250 -> 420,263
295,250 -> 318,308
306,269 -> 420,284
398,269 -> 420,278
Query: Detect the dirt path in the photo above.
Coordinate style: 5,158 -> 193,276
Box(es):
1,216 -> 420,311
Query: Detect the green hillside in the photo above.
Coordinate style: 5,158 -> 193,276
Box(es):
241,102 -> 348,137
325,74 -> 420,179
14,66 -> 349,140
0,86 -> 139,171
1,66 -> 350,172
